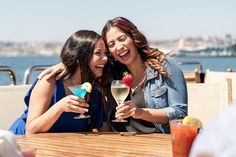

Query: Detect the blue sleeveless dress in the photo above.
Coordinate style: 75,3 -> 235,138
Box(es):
9,79 -> 103,135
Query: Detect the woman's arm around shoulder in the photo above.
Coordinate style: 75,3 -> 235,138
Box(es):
38,62 -> 67,80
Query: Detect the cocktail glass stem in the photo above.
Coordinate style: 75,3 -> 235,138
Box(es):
68,85 -> 90,119
112,101 -> 128,122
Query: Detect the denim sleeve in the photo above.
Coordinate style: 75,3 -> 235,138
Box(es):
162,58 -> 188,120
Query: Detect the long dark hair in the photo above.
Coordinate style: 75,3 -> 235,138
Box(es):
60,30 -> 100,83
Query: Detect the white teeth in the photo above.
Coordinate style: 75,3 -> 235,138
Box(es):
119,52 -> 127,57
119,51 -> 129,58
95,65 -> 105,71
96,65 -> 104,68
119,50 -> 128,57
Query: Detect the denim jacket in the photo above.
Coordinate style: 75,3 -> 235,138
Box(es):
108,58 -> 187,133
143,58 -> 187,133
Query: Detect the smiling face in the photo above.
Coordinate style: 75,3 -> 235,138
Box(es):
106,26 -> 139,66
89,38 -> 108,78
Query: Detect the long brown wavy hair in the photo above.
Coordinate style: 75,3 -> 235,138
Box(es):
100,17 -> 169,118
101,17 -> 169,78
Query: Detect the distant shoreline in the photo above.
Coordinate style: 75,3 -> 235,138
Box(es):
172,55 -> 236,58
1,54 -> 236,58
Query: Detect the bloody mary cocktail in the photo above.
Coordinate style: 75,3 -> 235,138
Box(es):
170,119 -> 198,157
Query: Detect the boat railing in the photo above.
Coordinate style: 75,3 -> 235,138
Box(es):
177,61 -> 203,73
0,66 -> 17,85
227,68 -> 236,72
177,61 -> 203,83
23,65 -> 52,84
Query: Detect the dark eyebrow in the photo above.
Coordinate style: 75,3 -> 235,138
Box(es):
94,48 -> 102,51
119,35 -> 127,39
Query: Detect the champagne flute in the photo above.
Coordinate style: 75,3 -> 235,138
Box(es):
111,80 -> 130,122
68,83 -> 91,119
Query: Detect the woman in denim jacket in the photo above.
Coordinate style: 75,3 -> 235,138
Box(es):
100,17 -> 187,133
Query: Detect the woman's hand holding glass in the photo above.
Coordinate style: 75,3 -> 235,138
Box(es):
111,80 -> 130,122
115,100 -> 143,120
68,83 -> 92,119
57,95 -> 89,113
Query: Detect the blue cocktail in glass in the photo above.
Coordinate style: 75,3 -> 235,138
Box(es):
68,85 -> 90,119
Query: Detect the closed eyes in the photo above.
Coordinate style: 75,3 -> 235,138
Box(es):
107,35 -> 128,48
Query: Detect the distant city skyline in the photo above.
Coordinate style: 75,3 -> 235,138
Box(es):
0,0 -> 236,42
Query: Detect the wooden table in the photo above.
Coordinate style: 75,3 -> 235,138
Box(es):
17,132 -> 172,157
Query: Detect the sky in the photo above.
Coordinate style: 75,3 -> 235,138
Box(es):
0,0 -> 235,42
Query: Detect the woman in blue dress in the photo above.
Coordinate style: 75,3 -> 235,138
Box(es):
9,30 -> 108,135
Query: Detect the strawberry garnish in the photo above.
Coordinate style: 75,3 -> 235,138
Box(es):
122,72 -> 133,87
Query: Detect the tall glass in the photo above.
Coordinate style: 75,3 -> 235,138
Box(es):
68,85 -> 90,119
170,119 -> 198,157
111,80 -> 130,122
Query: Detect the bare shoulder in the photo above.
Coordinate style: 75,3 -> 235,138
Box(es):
33,75 -> 56,95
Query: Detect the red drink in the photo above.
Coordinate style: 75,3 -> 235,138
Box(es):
22,151 -> 36,157
21,147 -> 36,157
170,119 -> 198,157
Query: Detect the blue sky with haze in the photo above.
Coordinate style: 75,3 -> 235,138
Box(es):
0,0 -> 235,42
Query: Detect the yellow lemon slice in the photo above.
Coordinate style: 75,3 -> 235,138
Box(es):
82,82 -> 92,93
183,116 -> 203,128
